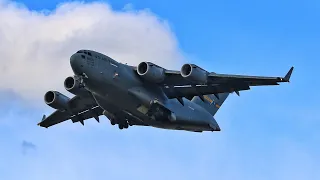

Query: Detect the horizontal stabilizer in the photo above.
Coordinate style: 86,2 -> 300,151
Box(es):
191,92 -> 229,116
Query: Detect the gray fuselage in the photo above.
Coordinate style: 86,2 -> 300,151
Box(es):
70,50 -> 216,132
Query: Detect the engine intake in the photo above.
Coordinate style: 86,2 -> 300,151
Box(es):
181,64 -> 208,84
44,91 -> 70,111
137,62 -> 165,83
64,76 -> 88,95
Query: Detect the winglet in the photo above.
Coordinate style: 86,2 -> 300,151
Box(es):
37,115 -> 46,126
283,66 -> 294,82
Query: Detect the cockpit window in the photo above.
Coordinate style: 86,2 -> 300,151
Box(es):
88,52 -> 92,56
77,50 -> 84,53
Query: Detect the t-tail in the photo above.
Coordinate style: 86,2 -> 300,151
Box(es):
191,93 -> 229,116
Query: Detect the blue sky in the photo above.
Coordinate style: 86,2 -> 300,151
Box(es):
0,0 -> 319,179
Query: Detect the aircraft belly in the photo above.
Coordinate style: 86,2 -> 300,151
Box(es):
168,100 -> 213,125
87,79 -> 214,131
88,82 -> 152,124
137,99 -> 214,131
83,63 -> 214,131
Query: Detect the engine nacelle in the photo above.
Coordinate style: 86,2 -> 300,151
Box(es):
180,64 -> 208,84
64,76 -> 88,95
137,62 -> 165,83
44,91 -> 70,111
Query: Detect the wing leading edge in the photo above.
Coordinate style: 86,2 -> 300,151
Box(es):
38,94 -> 102,128
207,66 -> 294,85
161,67 -> 294,99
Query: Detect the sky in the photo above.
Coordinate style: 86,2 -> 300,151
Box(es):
0,0 -> 319,179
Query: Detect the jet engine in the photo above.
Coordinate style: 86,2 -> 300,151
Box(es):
180,64 -> 208,84
137,62 -> 165,83
44,91 -> 70,111
64,76 -> 88,95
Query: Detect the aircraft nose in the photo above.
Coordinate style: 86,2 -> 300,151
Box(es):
70,53 -> 84,75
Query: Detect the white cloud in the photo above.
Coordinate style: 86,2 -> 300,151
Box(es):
0,0 -> 184,102
1,1 -> 320,180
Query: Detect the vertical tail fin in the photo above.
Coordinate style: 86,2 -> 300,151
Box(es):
191,93 -> 229,116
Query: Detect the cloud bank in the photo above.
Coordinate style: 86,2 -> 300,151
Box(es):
0,0 -> 184,101
0,1 -> 319,180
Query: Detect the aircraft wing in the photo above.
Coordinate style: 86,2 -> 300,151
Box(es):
206,66 -> 294,86
38,94 -> 103,128
161,67 -> 294,99
38,93 -> 148,128
163,83 -> 251,99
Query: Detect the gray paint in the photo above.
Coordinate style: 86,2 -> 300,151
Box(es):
38,49 -> 293,132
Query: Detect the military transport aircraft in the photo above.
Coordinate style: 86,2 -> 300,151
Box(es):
38,49 -> 293,132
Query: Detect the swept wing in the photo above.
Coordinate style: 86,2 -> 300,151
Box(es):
38,94 -> 102,128
38,94 -> 148,128
157,67 -> 294,99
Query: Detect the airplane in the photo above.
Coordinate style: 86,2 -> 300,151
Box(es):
37,49 -> 294,132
